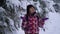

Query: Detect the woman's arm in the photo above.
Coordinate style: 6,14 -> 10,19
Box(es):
21,16 -> 27,30
38,18 -> 44,28
38,18 -> 48,28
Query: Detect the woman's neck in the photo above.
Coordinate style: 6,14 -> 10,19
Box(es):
29,12 -> 36,16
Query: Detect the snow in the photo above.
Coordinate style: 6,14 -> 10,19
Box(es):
35,1 -> 42,13
6,0 -> 21,7
40,12 -> 60,34
20,0 -> 34,9
43,0 -> 56,12
0,7 -> 5,12
0,0 -> 60,34
20,0 -> 28,9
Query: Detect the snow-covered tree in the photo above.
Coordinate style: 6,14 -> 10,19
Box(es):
0,0 -> 60,34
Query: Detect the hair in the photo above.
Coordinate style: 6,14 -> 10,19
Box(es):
27,5 -> 35,15
26,5 -> 36,21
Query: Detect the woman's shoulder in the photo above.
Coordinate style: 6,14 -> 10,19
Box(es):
35,13 -> 41,18
21,15 -> 26,20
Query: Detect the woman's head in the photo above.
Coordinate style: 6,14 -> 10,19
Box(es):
27,5 -> 36,15
26,5 -> 36,21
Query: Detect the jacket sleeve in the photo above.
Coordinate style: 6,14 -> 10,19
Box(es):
21,17 -> 27,30
38,18 -> 48,28
38,18 -> 44,28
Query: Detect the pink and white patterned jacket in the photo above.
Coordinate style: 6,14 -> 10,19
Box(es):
21,13 -> 48,34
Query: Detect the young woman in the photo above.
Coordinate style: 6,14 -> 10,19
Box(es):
21,5 -> 48,34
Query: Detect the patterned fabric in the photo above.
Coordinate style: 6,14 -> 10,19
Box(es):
21,14 -> 45,34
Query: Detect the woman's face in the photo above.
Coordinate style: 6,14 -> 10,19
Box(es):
29,7 -> 35,14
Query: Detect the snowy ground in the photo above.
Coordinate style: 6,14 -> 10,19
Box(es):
8,12 -> 60,34
40,12 -> 60,34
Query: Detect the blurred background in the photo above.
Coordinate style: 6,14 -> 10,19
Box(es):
0,0 -> 60,34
